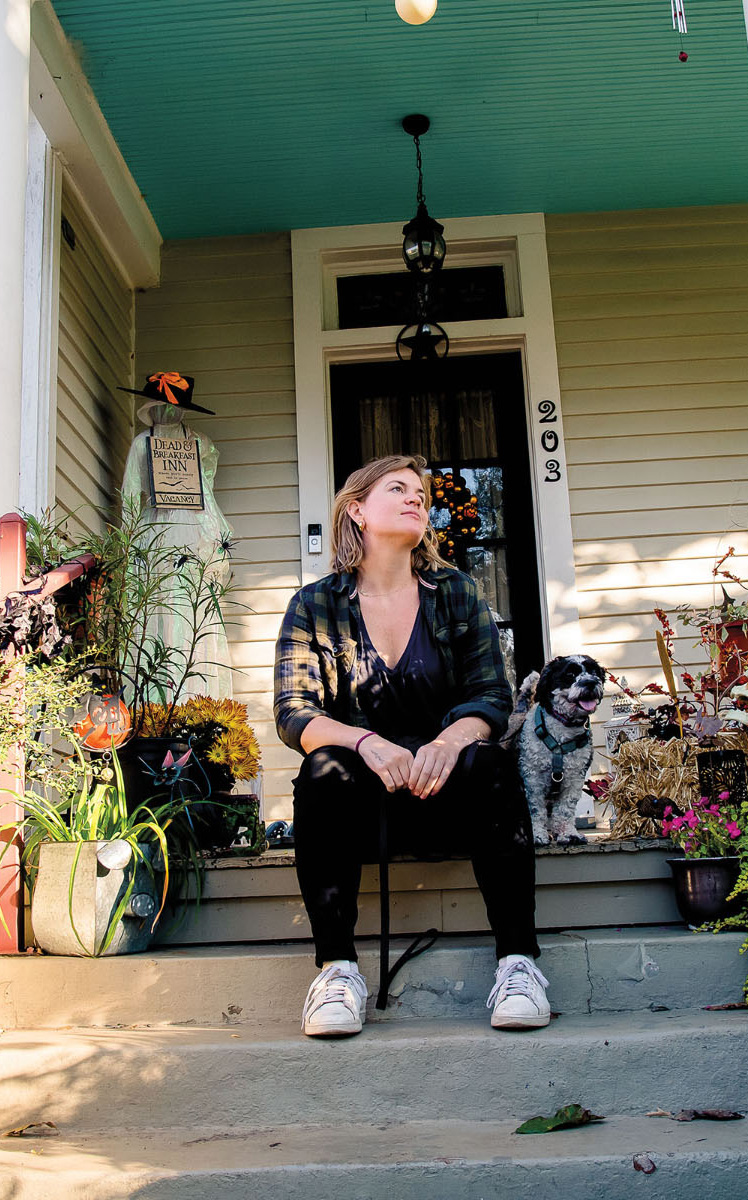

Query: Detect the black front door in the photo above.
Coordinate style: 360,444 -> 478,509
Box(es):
329,351 -> 545,688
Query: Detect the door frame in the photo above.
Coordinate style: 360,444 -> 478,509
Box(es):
291,213 -> 581,657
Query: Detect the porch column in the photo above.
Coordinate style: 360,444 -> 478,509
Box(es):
0,0 -> 31,516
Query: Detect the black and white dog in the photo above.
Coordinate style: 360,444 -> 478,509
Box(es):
513,655 -> 606,846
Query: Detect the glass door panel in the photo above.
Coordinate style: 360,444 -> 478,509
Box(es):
330,352 -> 545,684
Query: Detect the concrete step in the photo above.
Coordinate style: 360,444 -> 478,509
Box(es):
1,1115 -> 747,1199
1,1010 -> 746,1133
1,927 -> 746,1028
151,840 -> 682,945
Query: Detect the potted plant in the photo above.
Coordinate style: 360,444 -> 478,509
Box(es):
22,501 -> 257,848
139,696 -> 264,851
0,653 -> 204,956
662,790 -> 743,925
604,555 -> 748,841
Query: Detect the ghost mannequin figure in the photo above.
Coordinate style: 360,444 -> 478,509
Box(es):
120,382 -> 233,701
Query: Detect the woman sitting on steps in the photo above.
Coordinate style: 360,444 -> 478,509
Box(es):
274,453 -> 549,1037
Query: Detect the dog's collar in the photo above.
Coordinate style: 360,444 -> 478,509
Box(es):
535,706 -> 591,792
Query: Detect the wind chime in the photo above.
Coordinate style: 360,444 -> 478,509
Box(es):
672,0 -> 688,61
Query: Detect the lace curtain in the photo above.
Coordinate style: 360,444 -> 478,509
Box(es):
359,388 -> 498,462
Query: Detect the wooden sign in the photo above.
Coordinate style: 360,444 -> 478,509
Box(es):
146,436 -> 205,509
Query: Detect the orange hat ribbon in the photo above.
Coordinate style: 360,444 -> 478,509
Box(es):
148,372 -> 189,406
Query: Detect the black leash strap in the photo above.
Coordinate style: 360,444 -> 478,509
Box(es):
375,792 -> 439,1010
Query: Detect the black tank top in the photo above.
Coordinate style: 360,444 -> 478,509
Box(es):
355,604 -> 448,750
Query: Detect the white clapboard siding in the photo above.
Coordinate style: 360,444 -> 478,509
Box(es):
55,182 -> 135,533
547,204 -> 748,749
135,234 -> 300,819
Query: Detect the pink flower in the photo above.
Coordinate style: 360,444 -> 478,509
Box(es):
664,805 -> 673,818
662,819 -> 673,834
706,804 -> 720,815
719,791 -> 731,801
671,816 -> 685,831
684,811 -> 700,829
726,822 -> 741,839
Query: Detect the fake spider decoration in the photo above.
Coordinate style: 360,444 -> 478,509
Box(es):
217,532 -> 238,559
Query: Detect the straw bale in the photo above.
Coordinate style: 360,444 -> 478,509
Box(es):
607,730 -> 748,839
608,738 -> 699,840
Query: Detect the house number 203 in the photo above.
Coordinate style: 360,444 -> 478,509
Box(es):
537,400 -> 561,482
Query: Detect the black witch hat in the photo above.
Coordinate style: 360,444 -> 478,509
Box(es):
117,372 -> 215,415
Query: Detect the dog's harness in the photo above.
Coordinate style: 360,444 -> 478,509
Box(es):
534,706 -> 591,798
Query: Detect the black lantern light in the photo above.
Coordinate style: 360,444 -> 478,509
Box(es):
401,114 -> 446,275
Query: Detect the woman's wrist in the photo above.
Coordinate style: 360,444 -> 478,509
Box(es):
439,717 -> 491,747
355,731 -> 377,754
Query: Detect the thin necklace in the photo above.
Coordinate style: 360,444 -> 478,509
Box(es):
357,578 -> 416,598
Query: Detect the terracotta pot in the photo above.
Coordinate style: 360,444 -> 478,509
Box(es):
667,855 -> 740,925
718,620 -> 748,688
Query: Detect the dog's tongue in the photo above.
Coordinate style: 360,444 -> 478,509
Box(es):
578,699 -> 598,712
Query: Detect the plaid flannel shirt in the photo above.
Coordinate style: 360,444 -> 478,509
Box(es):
274,566 -> 512,755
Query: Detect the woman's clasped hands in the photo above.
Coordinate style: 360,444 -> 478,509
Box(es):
357,732 -> 462,798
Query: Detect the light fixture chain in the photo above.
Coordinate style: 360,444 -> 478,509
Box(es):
414,135 -> 425,206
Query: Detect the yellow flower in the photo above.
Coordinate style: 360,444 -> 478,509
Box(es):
139,702 -> 169,737
206,726 -> 261,780
176,696 -> 250,733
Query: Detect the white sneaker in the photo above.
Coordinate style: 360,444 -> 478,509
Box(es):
487,955 -> 551,1029
301,961 -> 368,1037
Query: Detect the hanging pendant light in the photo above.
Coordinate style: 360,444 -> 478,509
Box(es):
401,114 -> 446,276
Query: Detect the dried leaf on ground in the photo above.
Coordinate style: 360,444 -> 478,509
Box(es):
646,1109 -> 672,1118
633,1153 -> 657,1174
515,1104 -> 605,1135
3,1122 -> 59,1138
673,1109 -> 744,1122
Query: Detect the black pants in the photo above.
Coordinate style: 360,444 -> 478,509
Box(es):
292,741 -> 540,968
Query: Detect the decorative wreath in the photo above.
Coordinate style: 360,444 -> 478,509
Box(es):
430,471 -> 482,561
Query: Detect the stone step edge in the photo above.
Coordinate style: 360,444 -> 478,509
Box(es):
1,1114 -> 746,1183
2,927 -> 746,1028
1,1006 -> 744,1045
3,1010 -> 746,1137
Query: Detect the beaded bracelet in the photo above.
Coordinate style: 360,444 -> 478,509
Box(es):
355,731 -> 377,754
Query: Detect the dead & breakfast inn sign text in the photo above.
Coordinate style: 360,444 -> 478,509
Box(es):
146,435 -> 205,509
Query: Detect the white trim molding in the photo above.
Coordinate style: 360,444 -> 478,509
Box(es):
29,0 -> 161,289
20,112 -> 60,517
291,213 -> 582,657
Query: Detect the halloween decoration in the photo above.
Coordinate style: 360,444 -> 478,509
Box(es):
120,376 -> 233,700
0,591 -> 70,658
429,470 -> 482,561
73,690 -> 131,751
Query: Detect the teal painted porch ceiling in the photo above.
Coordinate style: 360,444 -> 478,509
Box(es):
52,0 -> 748,239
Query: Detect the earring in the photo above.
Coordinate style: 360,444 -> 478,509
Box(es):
358,519 -> 365,532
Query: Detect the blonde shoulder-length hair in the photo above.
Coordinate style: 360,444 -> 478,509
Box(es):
330,454 -> 452,575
